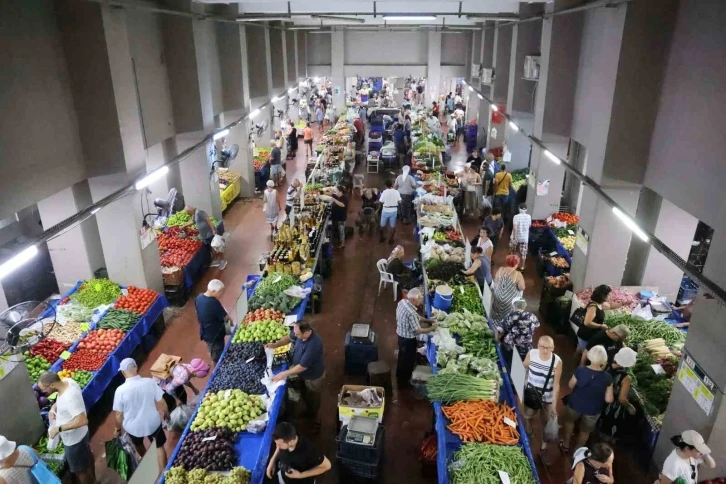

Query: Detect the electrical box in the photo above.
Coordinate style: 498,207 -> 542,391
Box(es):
481,68 -> 494,84
523,55 -> 541,80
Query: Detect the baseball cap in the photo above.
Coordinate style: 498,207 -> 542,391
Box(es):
119,358 -> 137,373
611,324 -> 630,339
682,430 -> 711,455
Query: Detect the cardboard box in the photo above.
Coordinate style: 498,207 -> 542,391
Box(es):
338,385 -> 385,425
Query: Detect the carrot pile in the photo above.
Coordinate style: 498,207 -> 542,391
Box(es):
442,400 -> 519,445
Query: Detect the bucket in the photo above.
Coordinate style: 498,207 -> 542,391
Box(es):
432,285 -> 453,312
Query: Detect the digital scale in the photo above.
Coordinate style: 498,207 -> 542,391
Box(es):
344,416 -> 379,446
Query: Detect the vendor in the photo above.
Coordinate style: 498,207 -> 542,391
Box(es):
266,422 -> 331,484
386,245 -> 422,290
184,205 -> 226,270
395,289 -> 437,386
268,321 -> 325,432
673,299 -> 694,327
461,246 -> 492,288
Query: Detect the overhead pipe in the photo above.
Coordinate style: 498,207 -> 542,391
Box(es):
481,0 -> 632,29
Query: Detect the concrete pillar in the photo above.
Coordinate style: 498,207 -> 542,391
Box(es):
36,183 -> 106,290
331,31 -> 345,115
488,23 -> 512,149
427,31 -> 442,106
293,31 -> 299,81
281,30 -> 288,88
264,26 -> 274,98
176,133 -> 220,219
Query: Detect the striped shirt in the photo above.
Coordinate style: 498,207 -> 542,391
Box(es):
286,186 -> 298,207
396,299 -> 421,339
526,349 -> 561,403
512,213 -> 532,243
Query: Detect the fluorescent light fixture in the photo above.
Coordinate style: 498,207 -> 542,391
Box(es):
271,96 -> 280,102
543,149 -> 561,165
212,129 -> 229,141
250,109 -> 261,118
135,166 -> 169,190
288,87 -> 296,94
468,86 -> 473,92
0,246 -> 38,281
311,14 -> 365,23
237,17 -> 290,22
613,207 -> 649,242
462,80 -> 467,85
509,121 -> 519,132
313,77 -> 320,83
477,94 -> 483,100
91,207 -> 100,214
490,104 -> 498,112
383,16 -> 437,21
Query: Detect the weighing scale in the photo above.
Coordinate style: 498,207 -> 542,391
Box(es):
351,323 -> 371,342
345,416 -> 379,446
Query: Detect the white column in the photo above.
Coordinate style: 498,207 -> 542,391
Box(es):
238,24 -> 255,197
293,31 -> 300,81
427,31 -> 442,106
331,31 -> 345,115
281,30 -> 288,90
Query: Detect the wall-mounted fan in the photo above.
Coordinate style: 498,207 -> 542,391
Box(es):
0,301 -> 55,356
255,119 -> 269,139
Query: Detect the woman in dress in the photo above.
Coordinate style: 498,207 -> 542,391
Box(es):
597,347 -> 638,443
571,443 -> 615,484
490,254 -> 526,325
263,180 -> 280,241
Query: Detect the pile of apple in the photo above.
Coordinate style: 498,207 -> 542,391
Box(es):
243,308 -> 285,325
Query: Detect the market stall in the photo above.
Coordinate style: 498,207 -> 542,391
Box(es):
218,169 -> 241,211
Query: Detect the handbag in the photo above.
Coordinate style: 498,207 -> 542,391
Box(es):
570,303 -> 598,340
523,355 -> 555,410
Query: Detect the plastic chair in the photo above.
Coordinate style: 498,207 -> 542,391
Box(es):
367,154 -> 380,173
353,174 -> 365,193
376,259 -> 398,301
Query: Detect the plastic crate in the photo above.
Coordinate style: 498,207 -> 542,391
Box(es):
337,453 -> 381,480
336,424 -> 385,463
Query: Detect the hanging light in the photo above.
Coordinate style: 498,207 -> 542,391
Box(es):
613,207 -> 649,242
490,104 -> 499,112
212,129 -> 230,141
135,166 -> 169,190
477,94 -> 483,100
250,109 -> 261,118
468,86 -> 473,92
543,150 -> 561,165
0,246 -> 38,281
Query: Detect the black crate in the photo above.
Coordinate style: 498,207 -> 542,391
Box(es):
344,360 -> 369,376
337,453 -> 381,480
336,425 -> 385,464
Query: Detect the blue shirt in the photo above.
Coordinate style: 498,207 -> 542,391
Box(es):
290,329 -> 325,380
194,295 -> 227,343
473,256 -> 492,287
316,108 -> 323,121
393,130 -> 406,147
568,366 -> 613,416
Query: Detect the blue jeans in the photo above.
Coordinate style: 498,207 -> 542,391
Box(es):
381,210 -> 397,228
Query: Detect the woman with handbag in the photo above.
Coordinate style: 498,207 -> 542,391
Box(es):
522,335 -> 562,466
561,345 -> 614,455
572,285 -> 624,361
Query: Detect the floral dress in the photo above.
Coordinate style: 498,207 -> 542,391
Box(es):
495,310 -> 540,359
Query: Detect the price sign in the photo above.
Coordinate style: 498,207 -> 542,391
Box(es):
651,364 -> 665,375
498,471 -> 511,484
202,436 -> 217,442
567,229 -> 574,235
503,417 -> 517,428
245,356 -> 256,363
549,251 -> 558,257
80,323 -> 90,332
59,351 -> 72,360
272,275 -> 282,284
460,286 -> 465,294
224,390 -> 232,399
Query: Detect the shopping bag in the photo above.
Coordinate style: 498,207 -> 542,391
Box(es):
150,354 -> 181,380
544,417 -> 559,443
105,436 -> 138,481
46,416 -> 60,451
211,234 -> 225,251
167,404 -> 195,432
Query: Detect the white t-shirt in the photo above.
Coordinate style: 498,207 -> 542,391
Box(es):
113,375 -> 164,438
379,189 -> 402,213
478,238 -> 494,258
660,449 -> 702,484
55,379 -> 89,446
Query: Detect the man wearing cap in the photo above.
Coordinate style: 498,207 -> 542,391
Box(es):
37,371 -> 95,483
660,430 -> 716,483
581,324 -> 630,367
113,358 -> 169,473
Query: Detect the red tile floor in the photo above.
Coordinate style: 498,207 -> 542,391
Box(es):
82,126 -> 657,483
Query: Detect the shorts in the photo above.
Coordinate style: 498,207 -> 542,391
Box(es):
577,337 -> 589,350
285,205 -> 292,216
563,405 -> 600,433
206,338 -> 225,363
304,139 -> 313,145
128,424 -> 167,449
65,432 -> 92,473
523,402 -> 555,422
510,239 -> 528,257
270,164 -> 281,176
381,210 -> 397,228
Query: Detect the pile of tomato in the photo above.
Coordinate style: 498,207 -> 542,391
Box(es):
30,338 -> 69,363
62,350 -> 106,371
550,212 -> 579,225
77,329 -> 125,353
115,286 -> 158,314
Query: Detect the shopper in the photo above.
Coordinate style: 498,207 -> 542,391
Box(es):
510,204 -> 532,270
483,207 -> 504,250
658,430 -> 716,484
286,119 -> 298,157
394,166 -> 417,224
445,92 -> 454,114
268,321 -> 325,432
447,114 -> 457,144
574,284 -> 612,353
395,289 -> 437,386
598,347 -> 638,443
460,164 -> 482,218
37,372 -> 95,484
269,139 -> 283,187
329,185 -> 348,249
266,422 -> 331,483
353,115 -> 364,149
286,178 -> 301,217
571,443 -> 615,484
493,164 -> 513,215
561,345 -> 614,453
431,101 -> 440,120
325,105 -> 334,129
0,435 -> 40,484
194,279 -> 232,363
394,124 -> 408,167
490,255 -> 526,325
378,179 -> 402,244
184,205 -> 226,269
470,227 -> 494,262
467,149 -> 483,173
461,246 -> 492,288
495,298 -> 540,369
303,122 -> 314,157
316,104 -> 324,132
154,358 -> 208,410
522,336 -> 561,466
113,358 -> 169,472
355,188 -> 379,237
581,324 -> 630,367
343,141 -> 355,170
386,245 -> 422,290
263,180 -> 281,240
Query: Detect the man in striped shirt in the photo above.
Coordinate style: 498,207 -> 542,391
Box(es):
395,289 -> 437,386
286,179 -> 301,217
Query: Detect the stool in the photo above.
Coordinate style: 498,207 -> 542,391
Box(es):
367,361 -> 391,389
353,174 -> 365,193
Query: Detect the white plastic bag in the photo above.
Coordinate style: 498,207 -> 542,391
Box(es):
47,415 -> 60,451
167,404 -> 195,432
211,234 -> 225,251
631,304 -> 653,320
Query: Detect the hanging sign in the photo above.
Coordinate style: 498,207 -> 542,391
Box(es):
575,226 -> 589,255
490,127 -> 497,139
678,351 -> 717,416
139,226 -> 156,250
334,86 -> 341,95
536,180 -> 550,196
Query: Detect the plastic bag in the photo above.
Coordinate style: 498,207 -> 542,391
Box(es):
47,415 -> 60,451
211,234 -> 225,251
631,304 -> 653,320
543,417 -> 559,443
167,404 -> 195,432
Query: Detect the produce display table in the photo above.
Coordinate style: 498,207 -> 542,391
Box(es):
182,221 -> 225,290
220,177 -> 241,211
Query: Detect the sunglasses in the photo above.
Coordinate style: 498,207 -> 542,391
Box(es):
690,463 -> 697,480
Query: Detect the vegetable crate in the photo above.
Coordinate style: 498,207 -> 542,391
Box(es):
338,385 -> 385,426
337,453 -> 381,480
336,425 -> 385,464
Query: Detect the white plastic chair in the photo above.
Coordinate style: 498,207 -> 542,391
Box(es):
376,259 -> 398,301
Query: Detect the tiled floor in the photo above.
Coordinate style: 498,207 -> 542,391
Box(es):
83,127 -> 656,484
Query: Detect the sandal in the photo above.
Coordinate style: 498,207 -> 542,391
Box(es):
558,439 -> 569,455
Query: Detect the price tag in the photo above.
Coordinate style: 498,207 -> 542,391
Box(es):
549,251 -> 558,257
121,288 -> 129,296
503,417 -> 517,428
567,229 -> 575,235
272,275 -> 282,284
498,471 -> 511,484
284,315 -> 298,327
460,286 -> 464,294
651,364 -> 666,375
546,216 -> 553,223
59,351 -> 72,360
202,436 -> 217,442
80,323 -> 90,332
246,356 -> 256,363
224,390 -> 232,399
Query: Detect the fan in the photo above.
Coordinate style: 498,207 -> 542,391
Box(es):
274,109 -> 284,120
0,301 -> 55,356
153,188 -> 178,219
255,119 -> 269,138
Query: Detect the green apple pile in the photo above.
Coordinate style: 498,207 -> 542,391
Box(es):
191,390 -> 266,432
232,320 -> 288,344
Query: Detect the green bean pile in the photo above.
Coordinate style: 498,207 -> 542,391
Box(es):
451,443 -> 536,484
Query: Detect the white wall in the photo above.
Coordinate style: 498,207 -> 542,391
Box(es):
440,32 -> 467,66
308,32 -> 332,65
344,31 -> 428,65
